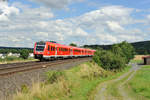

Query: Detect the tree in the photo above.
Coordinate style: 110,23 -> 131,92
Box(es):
112,41 -> 135,63
93,50 -> 126,70
20,49 -> 29,59
69,43 -> 77,47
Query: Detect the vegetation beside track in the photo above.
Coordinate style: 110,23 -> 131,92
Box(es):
130,59 -> 143,64
13,61 -> 131,100
124,65 -> 150,100
0,57 -> 36,64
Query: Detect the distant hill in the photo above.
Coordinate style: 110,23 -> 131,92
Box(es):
84,41 -> 150,55
0,46 -> 33,50
0,46 -> 33,53
1,41 -> 150,55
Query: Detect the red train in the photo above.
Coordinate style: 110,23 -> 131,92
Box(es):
34,41 -> 96,61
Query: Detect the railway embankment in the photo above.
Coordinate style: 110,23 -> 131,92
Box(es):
0,58 -> 91,100
11,61 -> 132,100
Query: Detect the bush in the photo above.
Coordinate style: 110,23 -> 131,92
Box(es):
46,71 -> 65,83
93,50 -> 126,70
112,41 -> 135,63
20,49 -> 29,59
5,56 -> 19,61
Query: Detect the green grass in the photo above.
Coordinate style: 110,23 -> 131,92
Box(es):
124,65 -> 150,100
105,69 -> 134,100
13,62 -> 131,100
130,59 -> 143,64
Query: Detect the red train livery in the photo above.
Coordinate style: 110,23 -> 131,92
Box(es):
34,41 -> 96,61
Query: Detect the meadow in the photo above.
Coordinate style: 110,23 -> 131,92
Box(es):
124,65 -> 150,100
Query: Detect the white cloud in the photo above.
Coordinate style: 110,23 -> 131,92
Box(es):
29,0 -> 72,9
106,21 -> 124,32
97,34 -> 117,44
0,2 -> 19,21
147,15 -> 150,19
36,32 -> 48,37
75,28 -> 88,36
0,2 -> 149,47
28,0 -> 85,9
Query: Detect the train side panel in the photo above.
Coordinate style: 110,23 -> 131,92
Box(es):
34,41 -> 96,61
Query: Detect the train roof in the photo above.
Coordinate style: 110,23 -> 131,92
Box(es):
38,41 -> 95,51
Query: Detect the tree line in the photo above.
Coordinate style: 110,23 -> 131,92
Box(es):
84,40 -> 150,55
0,49 -> 33,59
0,48 -> 33,54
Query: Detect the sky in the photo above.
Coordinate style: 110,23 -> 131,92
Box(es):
0,0 -> 150,47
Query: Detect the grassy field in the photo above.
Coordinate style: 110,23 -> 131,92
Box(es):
124,65 -> 150,100
12,61 -> 131,100
93,56 -> 150,100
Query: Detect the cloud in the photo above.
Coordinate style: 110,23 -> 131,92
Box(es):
28,0 -> 85,9
29,0 -> 72,9
106,21 -> 124,32
147,14 -> 150,19
0,2 -> 149,47
0,2 -> 19,21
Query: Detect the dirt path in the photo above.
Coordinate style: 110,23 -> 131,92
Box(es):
94,63 -> 141,100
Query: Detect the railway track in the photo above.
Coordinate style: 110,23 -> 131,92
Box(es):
0,57 -> 92,77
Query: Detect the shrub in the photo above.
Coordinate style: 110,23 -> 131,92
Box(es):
93,50 -> 126,70
5,56 -> 19,61
20,49 -> 29,59
21,84 -> 29,93
79,63 -> 108,80
112,41 -> 135,63
46,71 -> 65,83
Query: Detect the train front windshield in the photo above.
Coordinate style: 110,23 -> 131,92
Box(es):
36,45 -> 45,51
36,42 -> 46,52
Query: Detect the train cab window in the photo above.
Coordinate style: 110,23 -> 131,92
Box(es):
36,45 -> 45,51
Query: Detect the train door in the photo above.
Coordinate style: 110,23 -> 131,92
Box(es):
51,46 -> 55,56
55,46 -> 57,56
47,45 -> 50,55
70,48 -> 73,56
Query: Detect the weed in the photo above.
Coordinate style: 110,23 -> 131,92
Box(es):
46,71 -> 65,84
21,84 -> 29,93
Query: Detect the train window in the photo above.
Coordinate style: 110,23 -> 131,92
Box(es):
51,46 -> 53,51
48,45 -> 50,51
51,46 -> 55,51
65,48 -> 68,51
36,45 -> 45,51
